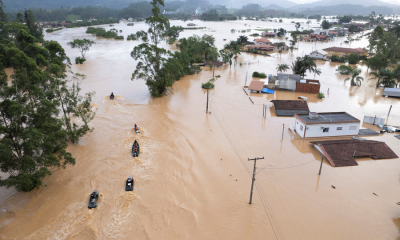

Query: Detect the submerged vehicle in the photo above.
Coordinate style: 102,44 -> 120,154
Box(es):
132,140 -> 140,157
88,190 -> 99,209
125,176 -> 134,191
134,124 -> 140,133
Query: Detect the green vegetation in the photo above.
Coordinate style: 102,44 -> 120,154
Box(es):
127,23 -> 134,26
321,20 -> 330,30
249,33 -> 259,36
252,71 -> 267,78
308,14 -> 321,21
330,54 -> 346,63
66,14 -> 81,21
86,27 -> 122,39
75,56 -> 86,64
202,81 -> 215,89
67,18 -> 118,28
291,55 -> 319,78
344,67 -> 363,86
276,63 -> 289,73
347,54 -> 360,64
200,9 -> 237,21
68,39 -> 96,59
317,92 -> 325,99
127,34 -> 137,40
338,15 -> 352,24
369,67 -> 400,88
0,6 -> 95,191
336,65 -> 353,75
46,27 -> 63,33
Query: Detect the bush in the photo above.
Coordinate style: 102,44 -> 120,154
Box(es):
114,36 -> 124,40
249,33 -> 259,36
127,23 -> 134,26
46,28 -> 63,33
336,65 -> 353,75
202,81 -> 215,89
252,71 -> 267,78
75,57 -> 86,64
127,34 -> 137,40
347,54 -> 360,64
168,38 -> 176,44
317,92 -> 325,99
86,27 -> 120,39
330,54 -> 346,63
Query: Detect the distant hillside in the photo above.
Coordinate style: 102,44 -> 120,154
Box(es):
2,0 -> 135,11
293,0 -> 400,8
294,4 -> 398,15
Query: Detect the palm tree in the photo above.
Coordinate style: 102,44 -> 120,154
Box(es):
345,68 -> 363,86
276,63 -> 290,73
314,68 -> 322,78
369,69 -> 396,87
291,55 -> 317,78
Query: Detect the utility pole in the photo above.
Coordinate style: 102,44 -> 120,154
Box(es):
387,105 -> 392,123
318,156 -> 324,175
213,63 -> 215,78
249,156 -> 264,204
206,88 -> 209,113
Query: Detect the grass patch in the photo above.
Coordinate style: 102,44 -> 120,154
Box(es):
66,14 -> 81,21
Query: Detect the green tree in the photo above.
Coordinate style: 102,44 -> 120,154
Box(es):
276,63 -> 289,73
236,35 -> 248,45
344,67 -> 363,86
219,49 -> 234,68
291,55 -> 318,78
336,65 -> 353,75
24,10 -> 44,42
67,39 -> 96,59
339,15 -> 352,24
347,54 -> 360,64
369,69 -> 397,87
164,25 -> 183,39
295,22 -> 301,31
321,20 -> 330,29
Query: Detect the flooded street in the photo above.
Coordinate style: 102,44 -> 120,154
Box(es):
1,19 -> 400,239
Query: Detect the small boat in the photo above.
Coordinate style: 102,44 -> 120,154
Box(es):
134,125 -> 140,133
110,95 -> 114,100
125,176 -> 134,191
132,140 -> 140,157
88,190 -> 99,209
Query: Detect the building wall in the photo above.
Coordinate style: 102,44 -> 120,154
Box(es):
310,52 -> 326,59
294,118 -> 360,138
325,51 -> 367,57
296,82 -> 320,93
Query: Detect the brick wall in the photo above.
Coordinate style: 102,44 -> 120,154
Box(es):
296,81 -> 320,94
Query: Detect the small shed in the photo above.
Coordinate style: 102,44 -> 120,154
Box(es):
270,100 -> 309,116
294,112 -> 360,138
309,51 -> 327,60
296,79 -> 321,93
310,139 -> 398,167
382,88 -> 400,98
248,81 -> 264,93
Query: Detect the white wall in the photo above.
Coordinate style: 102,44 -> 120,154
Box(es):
310,52 -> 326,59
295,118 -> 360,138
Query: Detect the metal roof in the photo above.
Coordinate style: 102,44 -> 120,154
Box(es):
295,112 -> 360,125
248,81 -> 265,91
382,88 -> 400,97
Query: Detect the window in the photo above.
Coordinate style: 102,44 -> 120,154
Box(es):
337,127 -> 342,130
349,126 -> 357,130
323,128 -> 329,132
300,125 -> 303,131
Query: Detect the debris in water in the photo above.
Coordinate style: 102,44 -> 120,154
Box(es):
235,179 -> 237,181
331,185 -> 336,189
373,193 -> 378,196
230,174 -> 232,176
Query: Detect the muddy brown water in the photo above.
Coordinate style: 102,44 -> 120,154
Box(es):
0,19 -> 400,240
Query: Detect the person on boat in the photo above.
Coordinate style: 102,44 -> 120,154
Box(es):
134,147 -> 137,152
110,92 -> 114,99
134,124 -> 137,130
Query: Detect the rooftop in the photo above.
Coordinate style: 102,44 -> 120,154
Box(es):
383,88 -> 400,97
254,38 -> 270,43
248,81 -> 264,91
323,47 -> 367,54
271,100 -> 310,116
295,112 -> 360,125
311,139 -> 398,167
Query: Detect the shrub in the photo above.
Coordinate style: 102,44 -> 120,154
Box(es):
215,75 -> 221,78
168,38 -> 175,44
347,54 -> 360,64
317,92 -> 325,99
46,28 -> 63,33
75,57 -> 86,64
127,23 -> 134,26
336,65 -> 353,75
202,81 -> 214,89
114,36 -> 124,40
330,54 -> 346,63
252,71 -> 267,78
127,34 -> 137,40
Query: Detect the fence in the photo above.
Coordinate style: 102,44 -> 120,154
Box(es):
363,116 -> 385,126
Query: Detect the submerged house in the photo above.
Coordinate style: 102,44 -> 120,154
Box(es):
270,100 -> 309,116
309,50 -> 327,60
323,47 -> 368,57
262,32 -> 277,37
294,112 -> 360,138
382,88 -> 400,98
254,38 -> 271,45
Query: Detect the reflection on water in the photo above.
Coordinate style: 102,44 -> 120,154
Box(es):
0,19 -> 399,240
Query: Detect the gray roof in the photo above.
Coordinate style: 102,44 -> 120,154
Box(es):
276,110 -> 309,116
382,88 -> 400,97
295,112 -> 360,124
358,128 -> 380,136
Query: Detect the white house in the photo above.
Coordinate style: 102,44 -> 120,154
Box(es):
310,50 -> 327,60
254,38 -> 271,45
314,29 -> 328,35
294,112 -> 360,138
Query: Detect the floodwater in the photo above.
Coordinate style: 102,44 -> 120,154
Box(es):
0,19 -> 400,240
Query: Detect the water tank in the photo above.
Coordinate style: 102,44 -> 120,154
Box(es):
309,112 -> 318,120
